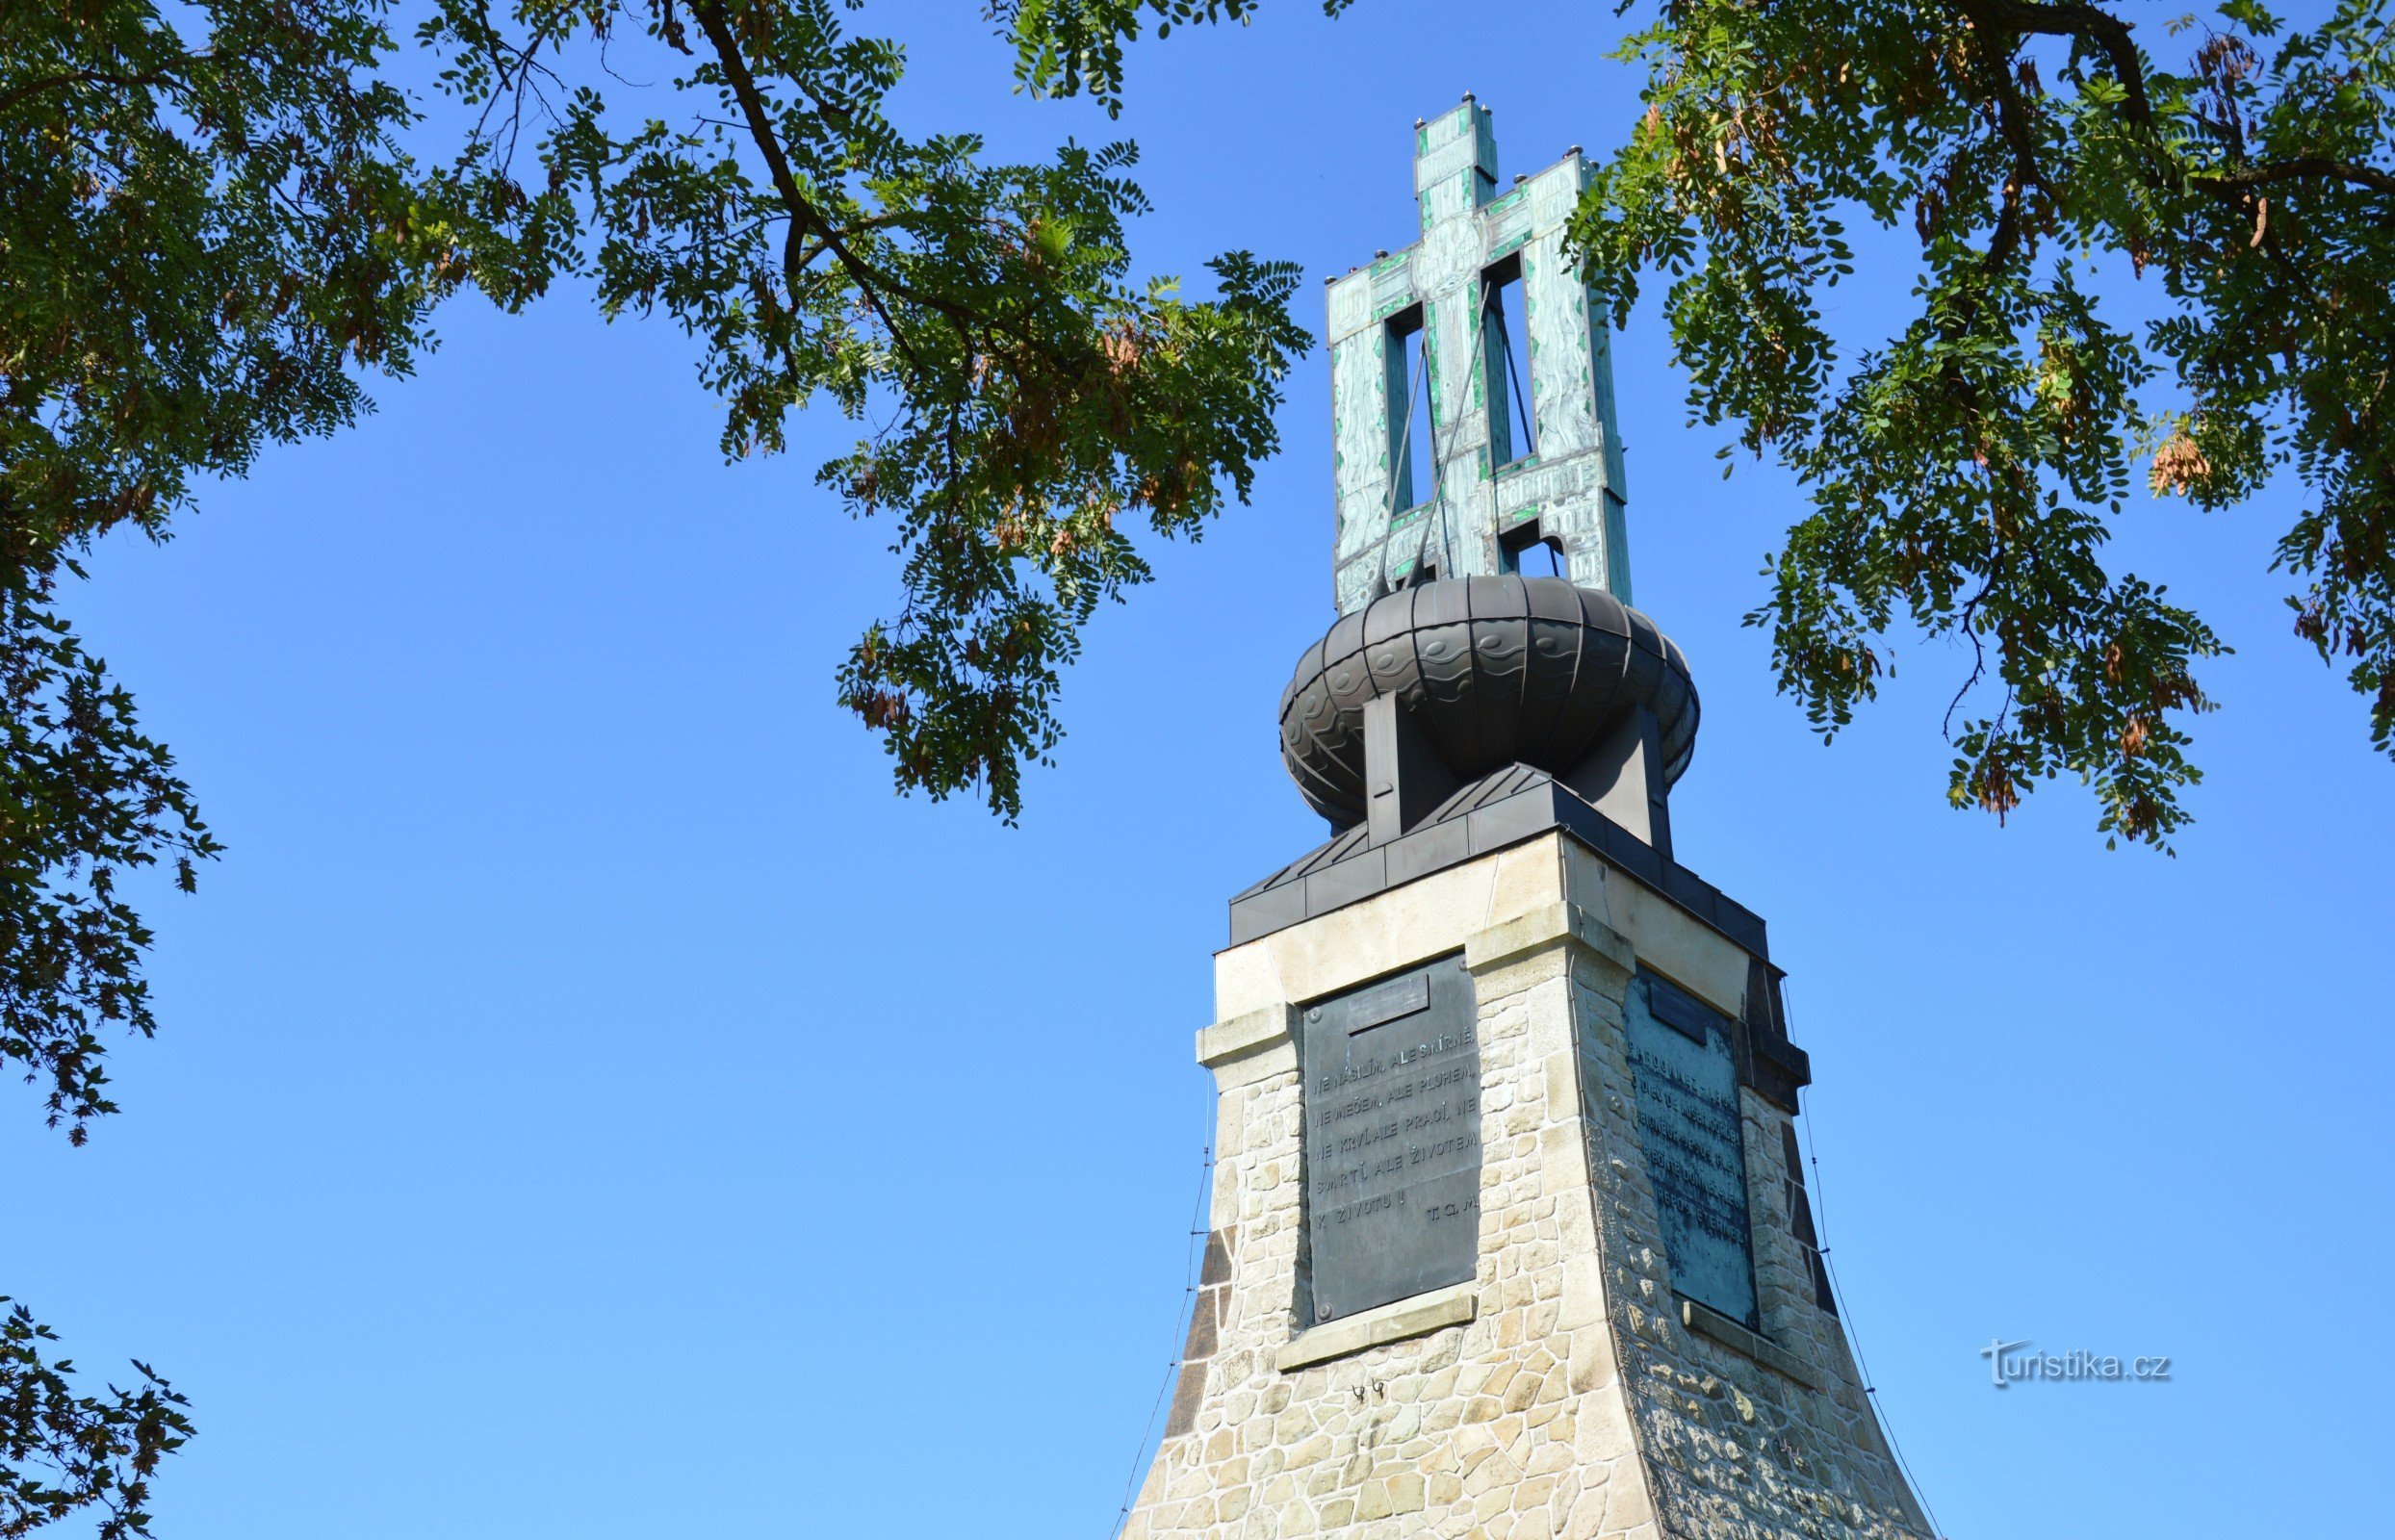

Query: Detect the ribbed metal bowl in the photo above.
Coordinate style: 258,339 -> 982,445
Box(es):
1279,576 -> 1698,828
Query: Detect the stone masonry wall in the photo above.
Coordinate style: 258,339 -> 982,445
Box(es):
1564,928 -> 1927,1538
1125,836 -> 1929,1540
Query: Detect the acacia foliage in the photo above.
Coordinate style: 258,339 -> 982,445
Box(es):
3,0 -> 1308,1119
5,2 -> 1308,1527
0,1302 -> 190,1540
4,0 -> 484,1523
1012,0 -> 2395,847
3,0 -> 458,1128
421,0 -> 1308,817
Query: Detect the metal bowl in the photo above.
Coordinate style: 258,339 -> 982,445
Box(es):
1278,576 -> 1698,828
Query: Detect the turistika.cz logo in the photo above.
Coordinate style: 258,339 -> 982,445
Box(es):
1980,1338 -> 2172,1388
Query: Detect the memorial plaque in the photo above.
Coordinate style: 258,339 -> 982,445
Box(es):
1301,955 -> 1481,1323
1625,971 -> 1759,1326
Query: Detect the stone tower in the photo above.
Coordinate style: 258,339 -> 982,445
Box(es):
1119,102 -> 1935,1540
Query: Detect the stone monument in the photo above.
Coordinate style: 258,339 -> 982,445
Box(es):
1119,99 -> 1936,1540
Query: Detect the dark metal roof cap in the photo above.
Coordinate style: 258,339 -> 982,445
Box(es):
1279,577 -> 1697,827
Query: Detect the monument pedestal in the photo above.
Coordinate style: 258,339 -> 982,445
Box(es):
1128,830 -> 1929,1540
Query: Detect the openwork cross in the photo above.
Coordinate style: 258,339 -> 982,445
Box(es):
1325,98 -> 1632,616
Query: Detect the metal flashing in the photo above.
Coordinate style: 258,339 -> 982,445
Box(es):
1226,764 -> 1769,963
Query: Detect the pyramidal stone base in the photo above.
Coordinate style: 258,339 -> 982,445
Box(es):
1125,829 -> 1931,1540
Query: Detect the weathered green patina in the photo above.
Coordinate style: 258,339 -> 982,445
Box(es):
1326,99 -> 1632,614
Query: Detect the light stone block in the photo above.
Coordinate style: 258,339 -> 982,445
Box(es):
1679,1301 -> 1824,1393
1198,1003 -> 1298,1068
1217,846 -> 1569,1019
1558,843 -> 1748,1017
1466,900 -> 1635,978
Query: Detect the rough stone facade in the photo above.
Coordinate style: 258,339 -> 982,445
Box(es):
1125,834 -> 1929,1540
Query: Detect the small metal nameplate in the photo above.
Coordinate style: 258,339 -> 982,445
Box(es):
1342,973 -> 1429,1034
1642,973 -> 1716,1045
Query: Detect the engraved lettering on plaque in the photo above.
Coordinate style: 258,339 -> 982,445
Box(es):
1301,955 -> 1481,1323
1625,971 -> 1759,1327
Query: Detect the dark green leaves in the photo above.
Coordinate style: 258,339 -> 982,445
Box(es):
6,8 -> 1311,1527
996,0 -> 1270,115
2,0 -> 487,1133
0,1298 -> 192,1540
1570,0 -> 2390,845
827,246 -> 1305,814
0,574 -> 219,1145
429,0 -> 1310,816
0,3 -> 477,1522
2,0 -> 481,559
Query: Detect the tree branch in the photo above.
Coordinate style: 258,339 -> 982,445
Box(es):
0,63 -> 200,119
686,0 -> 935,371
2193,155 -> 2395,199
1944,0 -> 2151,124
786,209 -> 915,279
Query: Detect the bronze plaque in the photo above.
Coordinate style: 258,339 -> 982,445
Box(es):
1301,955 -> 1481,1323
1625,971 -> 1759,1326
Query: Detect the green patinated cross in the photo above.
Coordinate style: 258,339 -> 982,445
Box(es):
1326,98 -> 1632,615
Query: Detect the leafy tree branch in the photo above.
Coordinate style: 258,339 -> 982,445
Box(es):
422,0 -> 1309,816
5,3 -> 1306,1523
1,1301 -> 191,1540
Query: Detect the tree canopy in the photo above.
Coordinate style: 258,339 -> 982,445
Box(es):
5,2 -> 498,1525
4,0 -> 1301,1527
418,0 -> 1306,819
3,0 -> 1306,1118
1015,0 -> 2395,851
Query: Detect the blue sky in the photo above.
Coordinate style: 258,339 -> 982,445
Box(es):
12,2 -> 2391,1536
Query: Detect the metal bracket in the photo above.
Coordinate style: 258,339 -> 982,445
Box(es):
1364,693 -> 1461,848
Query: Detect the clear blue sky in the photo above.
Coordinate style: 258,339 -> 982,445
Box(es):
13,3 -> 2390,1536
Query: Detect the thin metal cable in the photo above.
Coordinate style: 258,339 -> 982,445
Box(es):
1107,1079 -> 1217,1540
1423,321 -> 1474,582
1369,324 -> 1434,597
1786,984 -> 1949,1540
1374,300 -> 1495,595
1489,288 -> 1535,465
